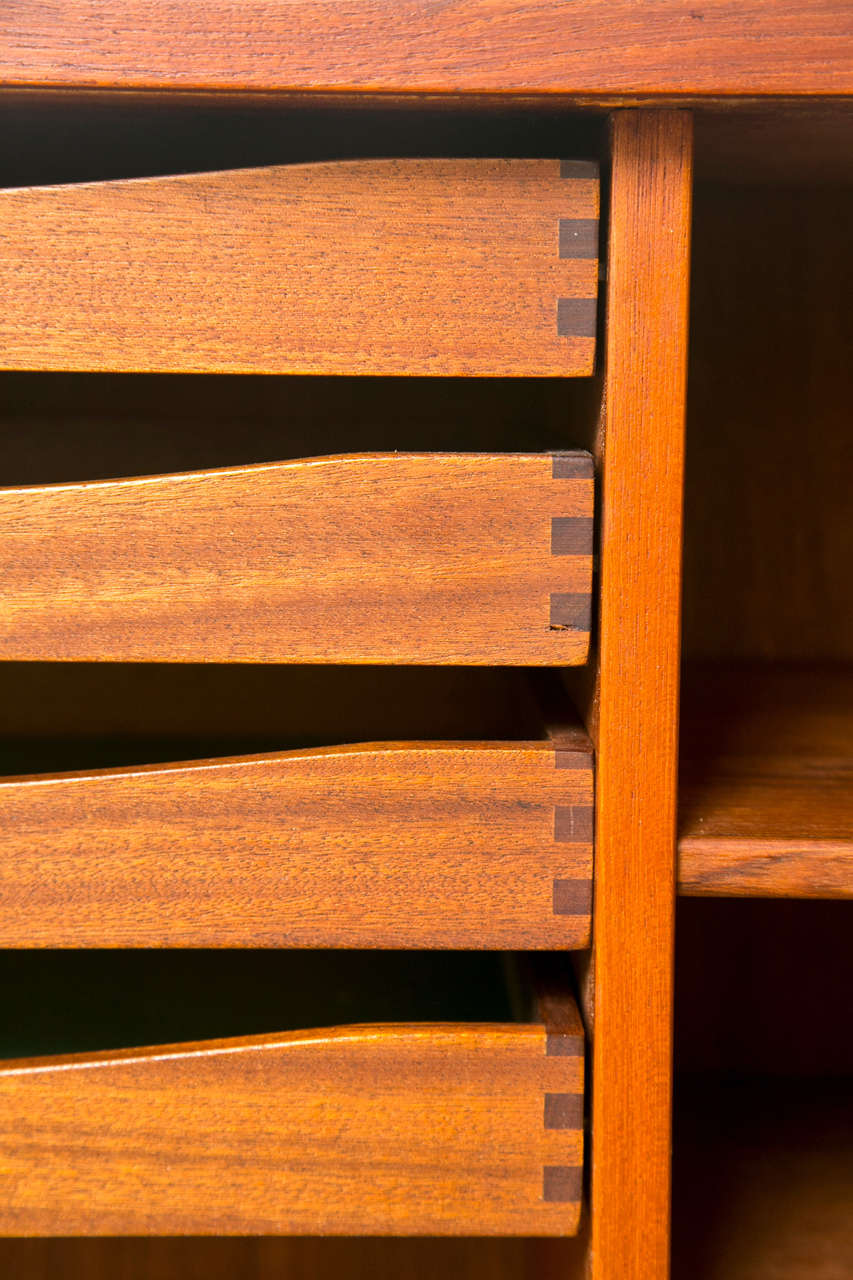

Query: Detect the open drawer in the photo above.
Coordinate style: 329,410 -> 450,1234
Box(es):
0,450 -> 593,665
0,666 -> 593,948
0,951 -> 585,1236
0,158 -> 598,377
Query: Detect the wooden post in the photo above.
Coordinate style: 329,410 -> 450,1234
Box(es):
587,110 -> 693,1280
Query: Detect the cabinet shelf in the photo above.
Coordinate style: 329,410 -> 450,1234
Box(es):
678,664 -> 853,899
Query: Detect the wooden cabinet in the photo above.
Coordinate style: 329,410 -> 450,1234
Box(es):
1,6 -> 850,1280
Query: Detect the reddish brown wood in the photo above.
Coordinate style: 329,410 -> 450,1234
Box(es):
0,159 -> 598,377
0,1238 -> 585,1280
683,183 -> 853,665
585,111 -> 693,1280
0,1010 -> 584,1235
678,664 -> 853,898
0,740 -> 593,948
0,452 -> 593,665
0,3 -> 850,95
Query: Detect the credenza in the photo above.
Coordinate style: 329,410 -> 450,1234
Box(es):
0,5 -> 851,1278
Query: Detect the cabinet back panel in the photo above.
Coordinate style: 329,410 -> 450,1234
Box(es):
683,182 -> 853,662
1,373 -> 587,486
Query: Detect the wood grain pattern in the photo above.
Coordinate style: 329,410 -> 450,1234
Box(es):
0,1013 -> 583,1235
0,740 -> 593,948
585,112 -> 693,1280
0,2 -> 850,95
0,452 -> 593,665
0,159 -> 598,377
678,664 -> 853,899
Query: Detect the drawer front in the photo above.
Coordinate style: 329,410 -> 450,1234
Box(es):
0,740 -> 592,949
0,452 -> 593,665
0,158 -> 598,377
0,1017 -> 584,1236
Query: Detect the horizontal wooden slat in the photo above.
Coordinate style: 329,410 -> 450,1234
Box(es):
0,1018 -> 583,1235
678,664 -> 853,899
0,159 -> 597,376
0,741 -> 593,948
0,452 -> 593,665
0,2 -> 849,95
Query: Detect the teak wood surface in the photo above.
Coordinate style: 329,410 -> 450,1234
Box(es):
0,452 -> 593,665
0,158 -> 598,377
0,2 -> 850,95
584,112 -> 693,1280
0,1008 -> 584,1235
0,740 -> 593,948
678,664 -> 853,899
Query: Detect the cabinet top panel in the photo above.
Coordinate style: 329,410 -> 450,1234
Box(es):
0,1 -> 850,97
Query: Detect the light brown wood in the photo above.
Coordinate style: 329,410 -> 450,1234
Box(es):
672,1077 -> 853,1279
0,2 -> 850,95
0,1011 -> 584,1235
0,739 -> 593,948
0,158 -> 598,377
0,452 -> 593,665
678,664 -> 853,899
584,111 -> 693,1280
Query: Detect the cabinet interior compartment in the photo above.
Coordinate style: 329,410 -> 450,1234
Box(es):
0,949 -> 549,1061
0,91 -> 607,1266
674,144 -> 853,1277
679,176 -> 853,901
672,898 -> 853,1280
1,372 -> 596,484
0,664 -> 562,774
0,92 -> 606,191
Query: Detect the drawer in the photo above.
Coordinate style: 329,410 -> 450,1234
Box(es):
0,450 -> 594,665
0,158 -> 599,377
0,669 -> 592,949
0,951 -> 585,1236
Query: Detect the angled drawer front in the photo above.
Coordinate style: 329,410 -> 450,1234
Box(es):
0,158 -> 598,377
0,738 -> 593,949
0,451 -> 594,665
0,962 -> 585,1236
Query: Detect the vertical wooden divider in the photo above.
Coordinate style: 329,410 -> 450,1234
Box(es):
583,110 -> 693,1280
